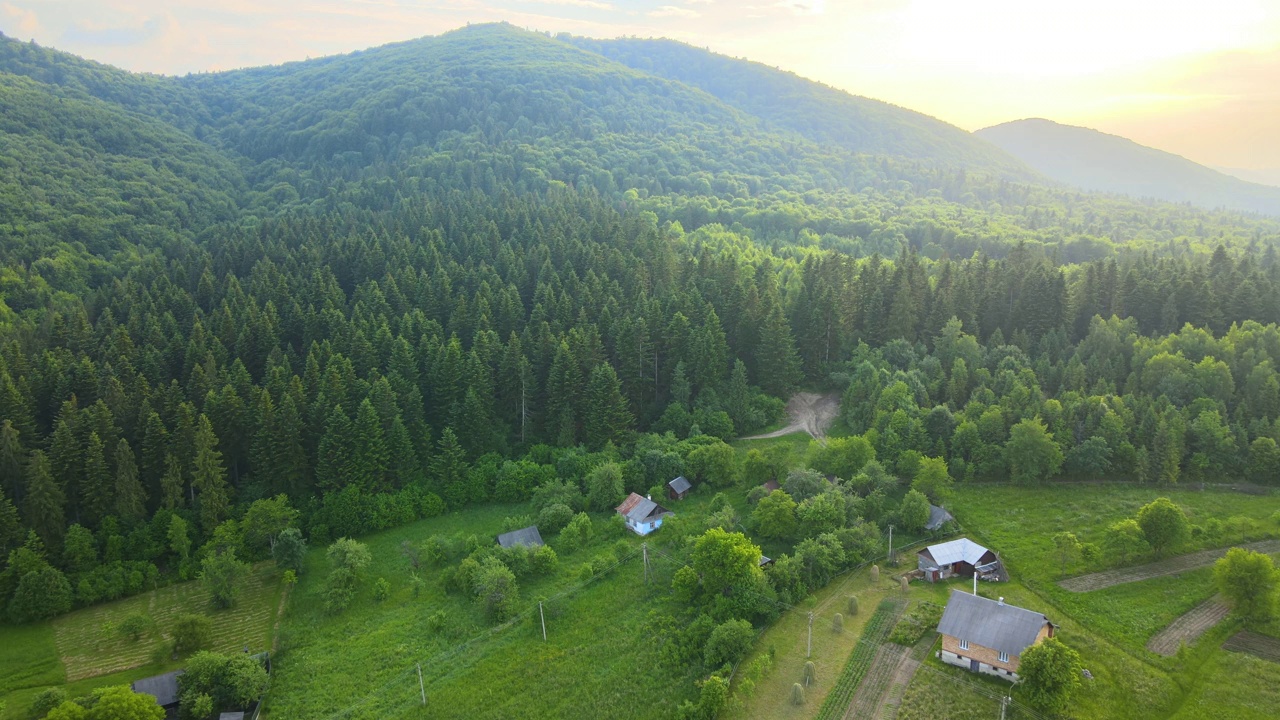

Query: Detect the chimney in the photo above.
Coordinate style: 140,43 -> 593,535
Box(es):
646,494 -> 651,500
998,597 -> 1005,606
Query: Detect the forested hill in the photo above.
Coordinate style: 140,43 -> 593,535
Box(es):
567,35 -> 1033,178
977,118 -> 1280,216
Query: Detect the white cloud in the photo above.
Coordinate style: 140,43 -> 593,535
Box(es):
649,5 -> 699,18
773,0 -> 823,14
518,0 -> 613,10
2,2 -> 44,36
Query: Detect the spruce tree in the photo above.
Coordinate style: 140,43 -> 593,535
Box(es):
315,405 -> 354,493
24,450 -> 65,546
350,398 -> 389,491
160,453 -> 186,510
139,410 -> 169,508
192,415 -> 230,532
48,416 -> 81,521
114,439 -> 147,521
430,427 -> 470,508
755,304 -> 802,398
0,484 -> 21,558
81,432 -> 112,526
544,342 -> 581,446
0,419 -> 23,503
584,363 -> 634,449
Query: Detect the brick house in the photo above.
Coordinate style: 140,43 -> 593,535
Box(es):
936,590 -> 1056,681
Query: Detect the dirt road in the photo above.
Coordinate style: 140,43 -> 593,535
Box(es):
1059,539 -> 1280,592
741,392 -> 840,443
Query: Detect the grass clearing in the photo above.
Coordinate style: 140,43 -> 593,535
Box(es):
264,500 -> 716,720
1169,649 -> 1280,720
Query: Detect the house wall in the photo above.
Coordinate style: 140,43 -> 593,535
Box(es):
940,634 -> 1022,677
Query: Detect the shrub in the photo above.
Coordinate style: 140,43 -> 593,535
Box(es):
200,548 -> 249,609
30,688 -> 68,717
10,566 -> 72,622
373,577 -> 391,602
426,610 -> 447,633
473,556 -> 520,622
704,618 -> 755,667
537,503 -> 575,534
889,601 -> 944,645
530,545 -> 559,575
171,614 -> 213,656
118,613 -> 152,642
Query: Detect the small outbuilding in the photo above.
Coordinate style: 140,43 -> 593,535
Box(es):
616,492 -> 673,536
219,713 -> 246,720
667,476 -> 692,500
132,669 -> 184,716
759,555 -> 775,568
497,526 -> 544,549
917,538 -> 998,583
925,504 -> 955,532
936,590 -> 1055,681
762,479 -> 781,493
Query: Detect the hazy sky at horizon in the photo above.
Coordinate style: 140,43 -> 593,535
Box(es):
4,0 -> 1279,170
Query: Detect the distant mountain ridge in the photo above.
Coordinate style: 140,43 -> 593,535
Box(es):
976,118 -> 1280,216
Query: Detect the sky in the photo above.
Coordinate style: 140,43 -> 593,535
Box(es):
4,0 -> 1279,171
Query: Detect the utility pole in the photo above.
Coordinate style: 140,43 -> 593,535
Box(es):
807,612 -> 814,658
417,663 -> 426,706
643,542 -> 649,584
999,694 -> 1008,720
888,525 -> 894,565
973,572 -> 978,596
539,601 -> 547,642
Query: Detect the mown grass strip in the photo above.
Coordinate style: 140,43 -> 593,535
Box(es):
814,597 -> 905,720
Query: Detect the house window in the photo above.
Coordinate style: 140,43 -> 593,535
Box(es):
959,639 -> 968,650
998,651 -> 1009,663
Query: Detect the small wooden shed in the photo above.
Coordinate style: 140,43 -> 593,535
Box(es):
667,476 -> 692,500
497,526 -> 544,549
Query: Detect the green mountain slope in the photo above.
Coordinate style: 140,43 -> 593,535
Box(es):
977,118 -> 1280,216
567,35 -> 1032,178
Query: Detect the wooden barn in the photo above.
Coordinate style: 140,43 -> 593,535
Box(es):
936,590 -> 1055,681
131,669 -> 183,718
917,538 -> 998,582
667,476 -> 692,500
497,526 -> 544,549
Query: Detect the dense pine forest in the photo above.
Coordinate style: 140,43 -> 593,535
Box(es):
1,22 -> 1279,633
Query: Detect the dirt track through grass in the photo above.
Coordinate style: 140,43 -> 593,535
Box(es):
740,392 -> 840,442
1058,540 -> 1280,592
1223,632 -> 1280,663
53,565 -> 281,682
1146,599 -> 1230,656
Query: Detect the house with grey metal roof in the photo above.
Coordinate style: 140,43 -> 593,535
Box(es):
666,475 -> 692,500
497,526 -> 544,548
917,537 -> 998,582
936,590 -> 1055,680
616,492 -> 673,536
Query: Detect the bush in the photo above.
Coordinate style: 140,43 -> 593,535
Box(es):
473,556 -> 520,622
171,614 -> 213,656
373,577 -> 391,602
200,548 -> 249,609
10,566 -> 72,622
537,503 -> 575,534
426,610 -> 447,633
30,688 -> 68,717
704,618 -> 755,667
889,601 -> 944,645
530,545 -> 559,575
118,613 -> 152,642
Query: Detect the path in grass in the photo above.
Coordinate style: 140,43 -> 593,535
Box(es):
1146,598 -> 1231,656
740,392 -> 839,441
1223,632 -> 1280,663
1058,540 -> 1280,592
877,636 -> 935,720
52,564 -> 282,682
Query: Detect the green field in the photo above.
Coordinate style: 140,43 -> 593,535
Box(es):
0,564 -> 284,718
263,494 -> 754,720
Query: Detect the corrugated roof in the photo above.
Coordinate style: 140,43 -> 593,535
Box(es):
668,476 -> 691,494
626,497 -> 659,523
496,526 -> 544,548
937,590 -> 1051,657
923,538 -> 990,566
616,492 -> 645,516
219,713 -> 246,720
926,505 -> 955,531
131,669 -> 184,707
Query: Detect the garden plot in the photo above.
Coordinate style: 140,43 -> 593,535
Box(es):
1145,599 -> 1230,656
1223,631 -> 1280,663
52,564 -> 283,682
1059,540 -> 1280,592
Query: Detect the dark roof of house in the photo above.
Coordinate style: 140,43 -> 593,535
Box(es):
219,713 -> 245,720
617,492 -> 645,516
668,476 -> 692,494
617,493 -> 671,523
132,669 -> 184,707
497,526 -> 544,548
763,479 -> 781,492
926,504 -> 955,531
937,590 -> 1052,657
759,555 -> 773,566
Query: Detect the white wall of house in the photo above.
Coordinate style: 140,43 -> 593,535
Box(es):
938,650 -> 1019,682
